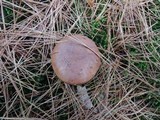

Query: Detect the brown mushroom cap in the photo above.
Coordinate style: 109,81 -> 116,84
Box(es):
51,34 -> 101,85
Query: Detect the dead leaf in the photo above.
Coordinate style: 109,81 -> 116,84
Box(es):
87,0 -> 94,7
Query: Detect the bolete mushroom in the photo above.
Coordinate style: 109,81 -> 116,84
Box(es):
51,34 -> 101,109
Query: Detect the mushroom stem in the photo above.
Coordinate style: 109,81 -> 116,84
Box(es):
77,85 -> 93,109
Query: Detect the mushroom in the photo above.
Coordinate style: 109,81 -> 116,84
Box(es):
51,34 -> 101,109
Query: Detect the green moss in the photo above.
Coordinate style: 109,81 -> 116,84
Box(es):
84,17 -> 108,49
2,7 -> 13,23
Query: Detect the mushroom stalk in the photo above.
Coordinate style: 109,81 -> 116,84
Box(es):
77,85 -> 93,109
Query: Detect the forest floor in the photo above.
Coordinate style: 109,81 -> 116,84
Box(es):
0,0 -> 160,120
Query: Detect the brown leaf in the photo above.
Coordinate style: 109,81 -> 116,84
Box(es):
87,0 -> 94,7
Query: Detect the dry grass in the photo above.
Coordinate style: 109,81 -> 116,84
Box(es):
0,0 -> 160,120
